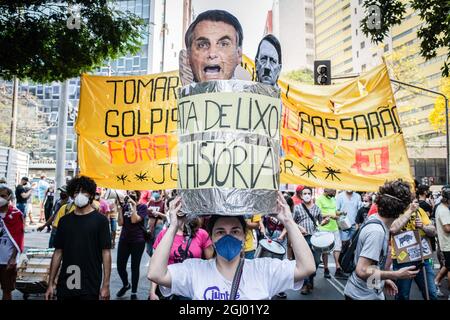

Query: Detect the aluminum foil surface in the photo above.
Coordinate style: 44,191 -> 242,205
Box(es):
177,80 -> 281,217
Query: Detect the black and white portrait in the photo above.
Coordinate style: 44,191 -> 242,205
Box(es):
255,34 -> 282,86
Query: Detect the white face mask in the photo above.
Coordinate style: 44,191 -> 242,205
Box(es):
74,193 -> 90,208
302,194 -> 312,203
0,197 -> 8,208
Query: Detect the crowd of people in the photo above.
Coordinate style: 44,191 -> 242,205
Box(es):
0,174 -> 449,301
0,10 -> 449,301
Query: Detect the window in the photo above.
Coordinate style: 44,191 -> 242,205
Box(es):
306,23 -> 313,34
372,53 -> 377,58
361,64 -> 366,71
356,29 -> 358,36
354,8 -> 357,14
393,29 -> 412,41
360,41 -> 365,49
356,51 -> 359,58
125,58 -> 133,70
384,44 -> 389,52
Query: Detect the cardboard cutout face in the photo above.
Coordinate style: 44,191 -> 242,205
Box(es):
187,20 -> 242,82
256,40 -> 281,86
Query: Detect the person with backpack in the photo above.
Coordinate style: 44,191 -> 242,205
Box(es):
343,180 -> 421,300
293,186 -> 330,295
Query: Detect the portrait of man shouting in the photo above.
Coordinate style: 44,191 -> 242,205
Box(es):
185,10 -> 243,82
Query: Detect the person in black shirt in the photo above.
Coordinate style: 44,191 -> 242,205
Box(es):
15,177 -> 32,220
417,184 -> 433,217
355,194 -> 372,228
45,176 -> 111,300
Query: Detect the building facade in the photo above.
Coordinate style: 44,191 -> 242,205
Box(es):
271,0 -> 315,72
2,0 -> 156,174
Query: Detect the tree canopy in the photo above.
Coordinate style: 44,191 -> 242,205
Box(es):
0,0 -> 145,83
360,0 -> 449,77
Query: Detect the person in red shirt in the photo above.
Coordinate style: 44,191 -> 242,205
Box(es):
292,185 -> 304,206
139,190 -> 152,205
368,193 -> 378,216
0,185 -> 25,300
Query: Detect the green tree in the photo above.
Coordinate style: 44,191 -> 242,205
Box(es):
0,0 -> 145,82
281,68 -> 314,85
429,77 -> 450,133
360,0 -> 449,77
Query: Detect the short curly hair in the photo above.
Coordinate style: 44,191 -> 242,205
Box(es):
376,180 -> 412,219
66,176 -> 97,198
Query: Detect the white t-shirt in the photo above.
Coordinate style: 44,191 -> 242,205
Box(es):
160,257 -> 303,300
436,204 -> 450,252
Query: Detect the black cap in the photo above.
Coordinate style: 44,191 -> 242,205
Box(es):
21,177 -> 29,181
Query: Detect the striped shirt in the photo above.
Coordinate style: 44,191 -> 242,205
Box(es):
293,203 -> 323,236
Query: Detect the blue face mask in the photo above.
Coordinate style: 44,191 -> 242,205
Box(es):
153,192 -> 160,201
214,234 -> 243,261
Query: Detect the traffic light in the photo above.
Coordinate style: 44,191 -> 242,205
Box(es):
314,60 -> 331,85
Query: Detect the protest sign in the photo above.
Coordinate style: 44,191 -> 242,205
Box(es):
177,80 -> 281,216
392,230 -> 432,263
76,71 -> 180,190
77,61 -> 413,192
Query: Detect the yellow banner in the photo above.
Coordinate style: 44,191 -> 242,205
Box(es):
76,71 -> 180,189
77,61 -> 413,191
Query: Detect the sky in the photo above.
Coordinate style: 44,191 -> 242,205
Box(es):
192,0 -> 273,59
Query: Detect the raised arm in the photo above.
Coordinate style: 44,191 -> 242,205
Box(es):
275,192 -> 315,282
390,203 -> 418,234
147,197 -> 182,288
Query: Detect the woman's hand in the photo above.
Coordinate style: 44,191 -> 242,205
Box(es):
168,196 -> 184,229
275,191 -> 294,226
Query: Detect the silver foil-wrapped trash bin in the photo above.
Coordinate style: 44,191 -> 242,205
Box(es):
177,80 -> 281,217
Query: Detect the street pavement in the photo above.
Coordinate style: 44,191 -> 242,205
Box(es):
12,206 -> 449,300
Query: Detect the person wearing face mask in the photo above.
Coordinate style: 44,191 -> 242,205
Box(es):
292,187 -> 330,295
146,190 -> 167,256
45,176 -> 111,301
116,190 -> 148,300
356,194 -> 373,228
316,188 -> 345,279
93,188 -> 111,217
14,177 -> 33,224
148,192 -> 315,300
0,185 -> 24,300
38,185 -> 70,248
149,216 -> 214,300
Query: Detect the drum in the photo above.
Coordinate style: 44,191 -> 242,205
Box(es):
310,231 -> 335,254
255,239 -> 286,260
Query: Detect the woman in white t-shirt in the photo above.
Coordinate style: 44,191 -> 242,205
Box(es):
148,191 -> 316,300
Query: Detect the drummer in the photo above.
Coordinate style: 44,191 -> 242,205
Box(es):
148,192 -> 315,300
293,187 -> 330,295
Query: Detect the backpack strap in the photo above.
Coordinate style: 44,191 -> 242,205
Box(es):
301,203 -> 318,227
359,219 -> 387,260
229,257 -> 245,300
